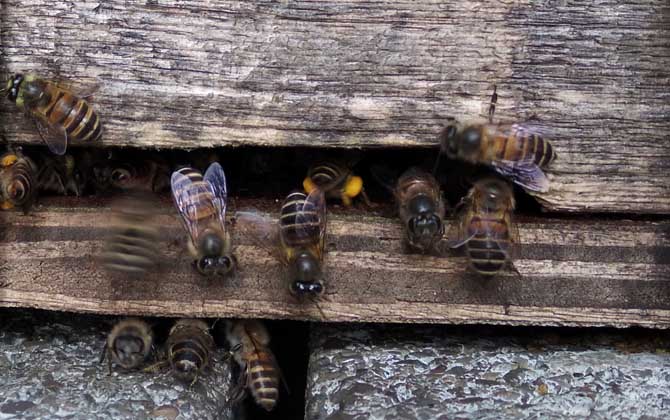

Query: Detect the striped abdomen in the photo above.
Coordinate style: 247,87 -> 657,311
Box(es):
172,167 -> 217,221
489,128 -> 556,168
279,191 -> 321,248
308,162 -> 346,192
0,155 -> 36,210
247,350 -> 280,411
465,215 -> 511,276
39,85 -> 102,144
167,320 -> 213,383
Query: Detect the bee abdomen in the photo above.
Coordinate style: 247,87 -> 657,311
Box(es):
3,161 -> 35,207
45,91 -> 102,143
172,168 -> 217,219
309,163 -> 343,190
170,338 -> 209,380
523,134 -> 556,167
248,353 -> 280,411
280,191 -> 320,247
466,218 -> 510,275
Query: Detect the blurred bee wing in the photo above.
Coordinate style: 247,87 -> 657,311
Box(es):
297,188 -> 327,252
171,170 -> 219,244
234,210 -> 282,262
203,162 -> 228,225
492,160 -> 549,193
34,118 -> 67,155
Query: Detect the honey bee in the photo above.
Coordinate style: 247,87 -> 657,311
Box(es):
165,319 -> 215,385
36,154 -> 85,196
303,161 -> 370,206
3,74 -> 102,155
0,149 -> 37,213
226,320 -> 281,412
96,158 -> 170,193
448,178 -> 519,276
100,193 -> 163,275
394,167 -> 446,252
171,162 -> 236,276
100,318 -> 154,374
439,87 -> 556,193
236,188 -> 328,298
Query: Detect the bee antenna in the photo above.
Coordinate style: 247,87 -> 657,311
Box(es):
312,297 -> 327,321
432,152 -> 442,176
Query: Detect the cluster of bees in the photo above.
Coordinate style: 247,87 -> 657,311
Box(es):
1,74 -> 557,411
103,317 -> 281,412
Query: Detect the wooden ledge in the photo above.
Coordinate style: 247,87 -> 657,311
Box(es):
1,198 -> 669,328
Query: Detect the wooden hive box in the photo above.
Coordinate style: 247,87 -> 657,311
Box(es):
1,0 -> 669,328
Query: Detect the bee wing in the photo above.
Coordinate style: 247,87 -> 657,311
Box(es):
234,210 -> 283,263
170,170 -> 219,244
33,117 -> 67,156
492,160 -> 549,193
203,162 -> 228,226
445,197 -> 476,248
296,188 -> 327,254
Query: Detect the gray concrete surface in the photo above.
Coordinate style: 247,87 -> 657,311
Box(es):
0,310 -> 233,420
306,325 -> 670,420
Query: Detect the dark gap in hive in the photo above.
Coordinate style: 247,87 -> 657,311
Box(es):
8,144 -> 551,217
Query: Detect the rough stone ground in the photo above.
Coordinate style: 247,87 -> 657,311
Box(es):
306,325 -> 670,420
0,310 -> 233,420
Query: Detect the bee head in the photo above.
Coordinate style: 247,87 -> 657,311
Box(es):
110,167 -> 133,187
408,213 -> 443,250
196,255 -> 235,276
290,280 -> 324,297
4,74 -> 23,103
458,126 -> 482,157
113,335 -> 147,369
289,252 -> 322,296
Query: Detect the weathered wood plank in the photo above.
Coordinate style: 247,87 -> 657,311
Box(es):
1,198 -> 669,327
0,1 -> 669,213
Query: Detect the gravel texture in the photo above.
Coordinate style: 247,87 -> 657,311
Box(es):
306,324 -> 670,420
0,310 -> 233,420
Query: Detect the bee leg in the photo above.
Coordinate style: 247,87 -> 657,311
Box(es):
189,374 -> 199,389
509,263 -> 522,279
222,343 -> 242,363
359,188 -> 375,208
488,84 -> 498,123
340,194 -> 353,207
143,360 -> 169,374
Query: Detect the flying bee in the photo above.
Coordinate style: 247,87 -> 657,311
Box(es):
448,178 -> 519,276
100,193 -> 164,275
226,320 -> 282,412
394,167 -> 446,253
165,319 -> 215,385
236,188 -> 328,299
0,149 -> 37,213
439,87 -> 556,193
2,74 -> 102,155
171,162 -> 236,277
303,161 -> 371,207
100,318 -> 154,374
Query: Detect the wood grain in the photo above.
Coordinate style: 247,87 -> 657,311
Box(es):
1,198 -> 669,327
0,1 -> 669,214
